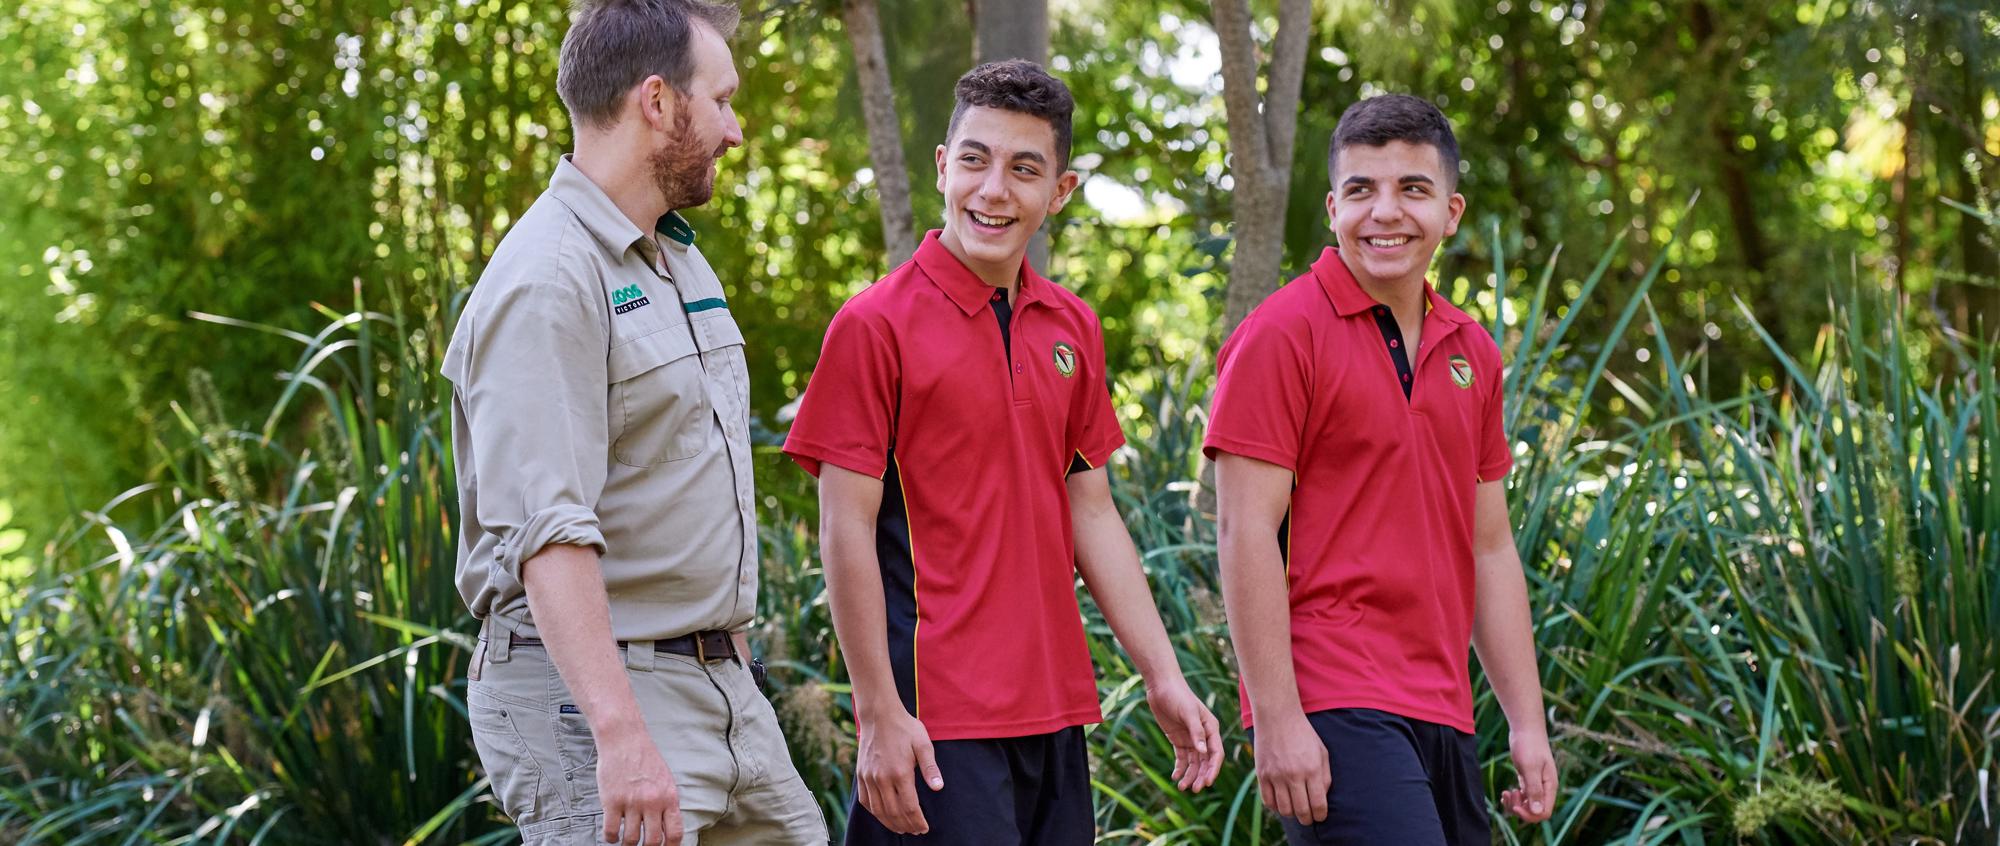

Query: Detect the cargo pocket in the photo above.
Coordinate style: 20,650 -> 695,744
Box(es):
551,707 -> 602,814
609,327 -> 709,467
468,693 -> 547,828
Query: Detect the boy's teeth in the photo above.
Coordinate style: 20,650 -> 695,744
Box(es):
1368,236 -> 1410,247
971,212 -> 1014,226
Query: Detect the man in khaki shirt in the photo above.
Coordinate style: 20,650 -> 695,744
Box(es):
442,2 -> 824,844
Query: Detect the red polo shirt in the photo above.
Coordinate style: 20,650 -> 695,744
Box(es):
1203,247 -> 1512,733
783,231 -> 1123,741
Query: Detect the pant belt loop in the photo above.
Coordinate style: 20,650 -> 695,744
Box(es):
624,639 -> 655,673
485,617 -> 512,663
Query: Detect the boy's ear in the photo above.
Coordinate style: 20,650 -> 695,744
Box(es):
1048,170 -> 1081,214
1444,191 -> 1466,237
934,144 -> 948,192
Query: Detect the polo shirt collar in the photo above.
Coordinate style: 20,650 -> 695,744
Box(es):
913,229 -> 1048,316
1312,246 -> 1476,326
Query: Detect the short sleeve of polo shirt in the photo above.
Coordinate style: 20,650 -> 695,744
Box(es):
783,306 -> 899,479
1202,311 -> 1314,472
1066,317 -> 1125,471
1477,342 -> 1514,482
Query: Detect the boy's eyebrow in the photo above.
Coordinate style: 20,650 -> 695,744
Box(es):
955,140 -> 1047,165
1341,174 -> 1438,188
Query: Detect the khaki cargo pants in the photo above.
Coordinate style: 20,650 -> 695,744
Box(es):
467,631 -> 828,845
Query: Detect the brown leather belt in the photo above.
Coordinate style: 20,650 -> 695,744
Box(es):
508,630 -> 737,662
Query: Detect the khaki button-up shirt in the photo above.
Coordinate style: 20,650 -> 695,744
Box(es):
442,156 -> 758,641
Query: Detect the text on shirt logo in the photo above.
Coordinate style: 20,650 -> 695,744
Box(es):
1448,354 -> 1475,389
1051,342 -> 1078,378
611,284 -> 651,314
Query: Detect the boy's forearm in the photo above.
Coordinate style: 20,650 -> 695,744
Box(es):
1471,547 -> 1546,733
822,516 -> 904,720
1220,532 -> 1305,720
1072,506 -> 1180,682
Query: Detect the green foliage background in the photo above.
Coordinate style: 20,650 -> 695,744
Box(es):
1,0 -> 1996,843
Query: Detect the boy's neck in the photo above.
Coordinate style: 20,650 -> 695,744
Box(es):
938,232 -> 1023,299
1354,271 -> 1429,320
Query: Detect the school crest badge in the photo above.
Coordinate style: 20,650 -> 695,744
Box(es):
1448,354 -> 1475,389
1052,342 -> 1078,378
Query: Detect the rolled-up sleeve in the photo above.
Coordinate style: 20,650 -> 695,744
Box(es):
447,279 -> 610,584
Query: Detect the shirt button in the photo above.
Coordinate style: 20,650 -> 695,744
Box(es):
1389,339 -> 1399,348
1375,306 -> 1388,316
1403,374 -> 1412,382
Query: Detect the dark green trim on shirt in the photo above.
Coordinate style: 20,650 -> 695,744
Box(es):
657,211 -> 698,246
683,298 -> 728,313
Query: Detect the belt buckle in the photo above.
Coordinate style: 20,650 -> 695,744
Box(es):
695,634 -> 709,663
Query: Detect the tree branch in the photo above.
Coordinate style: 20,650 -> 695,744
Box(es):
842,0 -> 917,264
1261,0 -> 1310,172
1210,0 -> 1269,181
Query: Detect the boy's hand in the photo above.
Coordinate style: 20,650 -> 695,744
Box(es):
1144,676 -> 1224,791
1253,709 -> 1331,824
1499,727 -> 1557,823
855,707 -> 943,835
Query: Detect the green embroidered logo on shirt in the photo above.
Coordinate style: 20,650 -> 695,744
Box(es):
611,284 -> 651,314
1449,354 -> 1475,389
1052,342 -> 1078,378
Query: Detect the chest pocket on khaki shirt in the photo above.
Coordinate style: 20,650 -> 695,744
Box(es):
609,326 -> 708,467
606,312 -> 748,467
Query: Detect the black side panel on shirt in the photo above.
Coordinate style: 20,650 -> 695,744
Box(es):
876,452 -> 919,717
1277,505 -> 1292,572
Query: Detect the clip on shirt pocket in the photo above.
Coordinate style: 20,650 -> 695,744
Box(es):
609,327 -> 710,466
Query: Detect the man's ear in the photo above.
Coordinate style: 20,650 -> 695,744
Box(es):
1324,190 -> 1338,230
934,144 -> 948,192
1047,170 -> 1081,215
637,75 -> 675,130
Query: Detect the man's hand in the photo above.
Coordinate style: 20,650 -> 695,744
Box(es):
1144,677 -> 1224,792
854,707 -> 943,835
1253,710 -> 1331,825
596,725 -> 682,845
1499,727 -> 1557,824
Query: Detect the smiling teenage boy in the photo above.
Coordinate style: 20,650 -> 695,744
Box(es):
1205,94 -> 1559,845
781,60 -> 1224,844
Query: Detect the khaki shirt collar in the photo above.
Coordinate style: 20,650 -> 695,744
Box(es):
548,155 -> 701,262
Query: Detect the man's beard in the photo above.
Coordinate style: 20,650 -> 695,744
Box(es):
650,103 -> 718,211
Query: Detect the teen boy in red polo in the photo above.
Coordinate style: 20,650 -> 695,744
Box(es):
783,60 -> 1224,844
1206,95 -> 1560,845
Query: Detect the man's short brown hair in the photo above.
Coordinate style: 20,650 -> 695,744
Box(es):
558,0 -> 740,130
945,60 -> 1075,170
1329,94 -> 1461,189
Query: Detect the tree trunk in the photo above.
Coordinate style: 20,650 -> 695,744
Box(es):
1211,0 -> 1311,340
1202,0 -> 1309,512
1688,1 -> 1768,277
967,0 -> 1052,271
843,0 -> 918,265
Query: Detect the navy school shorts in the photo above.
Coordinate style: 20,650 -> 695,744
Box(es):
1250,708 -> 1490,846
842,725 -> 1092,846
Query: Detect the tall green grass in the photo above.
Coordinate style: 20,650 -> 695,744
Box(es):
3,233 -> 1994,844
